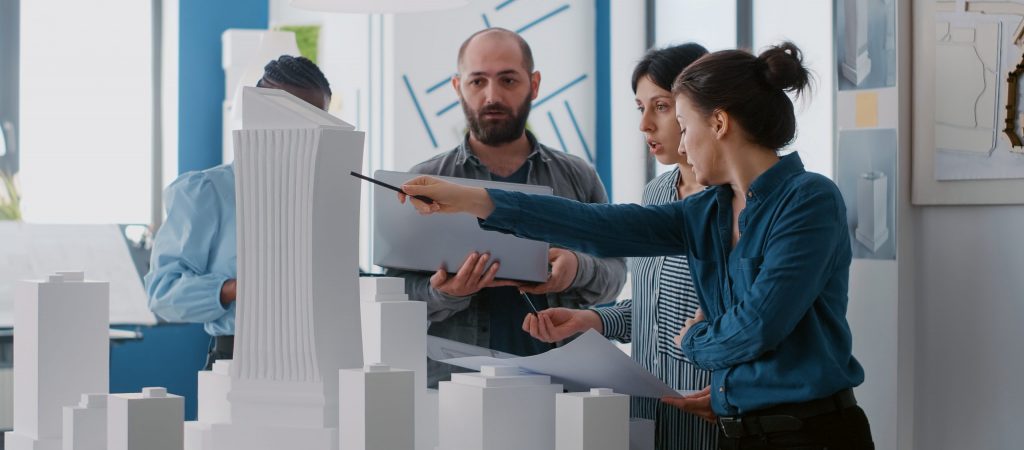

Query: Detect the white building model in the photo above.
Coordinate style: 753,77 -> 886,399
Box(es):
438,365 -> 562,450
555,388 -> 629,450
5,272 -> 109,450
359,277 -> 436,450
186,86 -> 366,450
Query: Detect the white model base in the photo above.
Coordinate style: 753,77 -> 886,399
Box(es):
183,422 -> 211,450
438,365 -> 562,450
420,389 -> 439,450
556,388 -> 629,450
205,423 -> 337,450
62,394 -> 107,450
339,364 -> 415,450
3,433 -> 61,450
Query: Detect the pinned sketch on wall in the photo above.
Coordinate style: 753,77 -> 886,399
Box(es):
912,0 -> 1024,204
838,129 -> 897,260
836,0 -> 897,90
931,1 -> 1024,181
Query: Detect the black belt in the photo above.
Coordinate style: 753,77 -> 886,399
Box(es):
718,389 -> 858,439
213,335 -> 234,354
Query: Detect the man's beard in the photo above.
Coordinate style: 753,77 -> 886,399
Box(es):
462,95 -> 532,146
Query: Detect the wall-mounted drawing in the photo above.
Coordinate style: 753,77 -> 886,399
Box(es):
855,171 -> 889,252
841,0 -> 872,85
838,129 -> 897,260
913,1 -> 1024,205
836,0 -> 896,91
935,21 -> 1001,158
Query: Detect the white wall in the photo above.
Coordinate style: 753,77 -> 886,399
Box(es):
609,1 -> 646,204
752,0 -> 834,179
914,206 -> 1024,450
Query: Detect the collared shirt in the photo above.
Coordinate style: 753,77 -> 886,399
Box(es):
144,164 -> 237,336
388,131 -> 628,387
593,166 -> 716,449
480,152 -> 864,416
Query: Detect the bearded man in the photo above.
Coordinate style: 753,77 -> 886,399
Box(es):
388,28 -> 626,387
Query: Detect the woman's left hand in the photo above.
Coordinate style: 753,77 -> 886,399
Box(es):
661,386 -> 716,423
672,308 -> 705,348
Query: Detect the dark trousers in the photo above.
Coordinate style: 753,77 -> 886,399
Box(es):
203,335 -> 234,371
718,405 -> 874,450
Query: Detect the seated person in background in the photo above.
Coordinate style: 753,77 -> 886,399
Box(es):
145,55 -> 333,370
388,28 -> 627,387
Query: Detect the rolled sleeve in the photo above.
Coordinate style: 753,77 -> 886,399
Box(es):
593,299 -> 632,342
144,176 -> 233,324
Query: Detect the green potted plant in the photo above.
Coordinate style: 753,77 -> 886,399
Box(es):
0,170 -> 21,221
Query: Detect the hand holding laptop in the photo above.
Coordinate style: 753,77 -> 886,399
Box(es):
517,248 -> 578,295
429,251 -> 519,297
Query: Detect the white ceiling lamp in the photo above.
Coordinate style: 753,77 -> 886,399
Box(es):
290,0 -> 470,13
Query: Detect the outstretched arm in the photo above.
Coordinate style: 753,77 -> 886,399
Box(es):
400,176 -> 690,258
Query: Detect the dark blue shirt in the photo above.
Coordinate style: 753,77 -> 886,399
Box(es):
487,163 -> 554,357
479,153 -> 864,416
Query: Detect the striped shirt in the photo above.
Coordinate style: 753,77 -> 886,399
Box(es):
593,167 -> 717,450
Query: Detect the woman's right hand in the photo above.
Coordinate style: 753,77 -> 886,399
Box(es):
522,307 -> 603,343
399,176 -> 495,219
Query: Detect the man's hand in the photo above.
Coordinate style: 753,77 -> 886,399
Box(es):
430,251 -> 517,297
522,307 -> 602,343
220,279 -> 237,307
661,386 -> 717,423
520,248 -> 579,295
673,308 -> 705,348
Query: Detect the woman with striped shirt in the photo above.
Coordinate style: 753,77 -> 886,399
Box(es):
521,43 -> 717,450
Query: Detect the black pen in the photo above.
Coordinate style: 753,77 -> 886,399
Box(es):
520,290 -> 540,314
350,171 -> 435,205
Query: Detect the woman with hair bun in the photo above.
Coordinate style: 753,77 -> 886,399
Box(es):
398,42 -> 874,449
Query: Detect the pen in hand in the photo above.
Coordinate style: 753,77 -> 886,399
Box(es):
520,290 -> 540,314
350,171 -> 435,205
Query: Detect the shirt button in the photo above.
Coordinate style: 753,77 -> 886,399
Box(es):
652,359 -> 659,367
719,386 -> 726,393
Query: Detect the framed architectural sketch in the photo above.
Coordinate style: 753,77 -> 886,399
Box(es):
912,0 -> 1024,204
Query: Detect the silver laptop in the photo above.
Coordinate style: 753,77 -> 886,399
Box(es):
372,170 -> 552,283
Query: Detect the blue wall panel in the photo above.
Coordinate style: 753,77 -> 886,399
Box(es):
595,0 -> 611,194
110,324 -> 210,421
178,0 -> 268,174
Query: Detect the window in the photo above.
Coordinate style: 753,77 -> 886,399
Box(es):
18,0 -> 153,224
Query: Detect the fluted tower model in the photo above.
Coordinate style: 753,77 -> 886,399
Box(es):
204,87 -> 365,450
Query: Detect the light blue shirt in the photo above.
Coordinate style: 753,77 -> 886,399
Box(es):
144,164 -> 237,336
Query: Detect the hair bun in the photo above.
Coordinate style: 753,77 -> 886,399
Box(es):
757,42 -> 810,96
